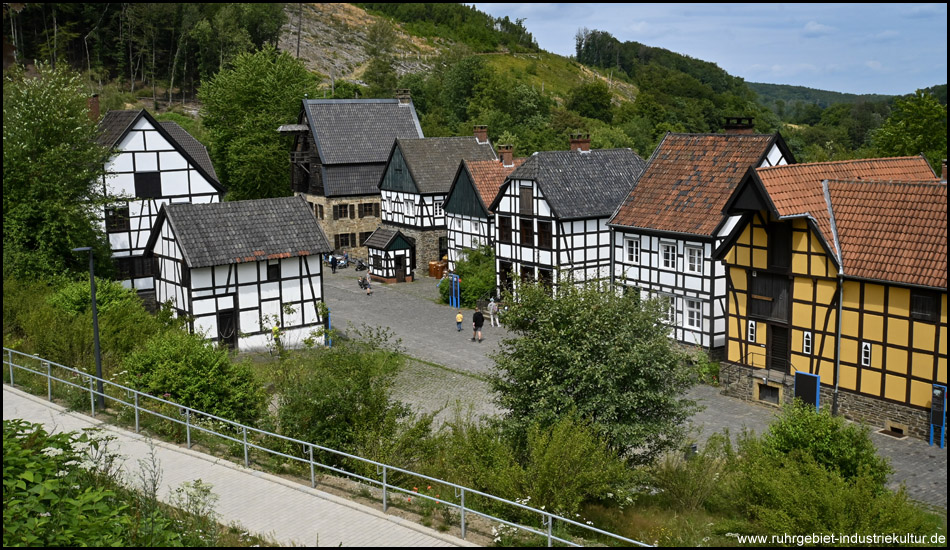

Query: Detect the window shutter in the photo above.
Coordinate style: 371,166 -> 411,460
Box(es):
374,203 -> 380,217
350,233 -> 356,246
350,205 -> 355,219
334,234 -> 340,249
333,206 -> 339,220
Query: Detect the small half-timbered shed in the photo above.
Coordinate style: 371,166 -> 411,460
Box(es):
444,145 -> 524,272
281,94 -> 424,260
364,228 -> 415,283
609,125 -> 794,349
714,156 -> 943,436
145,196 -> 331,351
97,109 -> 224,291
379,130 -> 498,269
489,135 -> 647,290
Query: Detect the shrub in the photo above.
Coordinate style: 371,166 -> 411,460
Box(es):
651,433 -> 733,512
439,244 -> 496,307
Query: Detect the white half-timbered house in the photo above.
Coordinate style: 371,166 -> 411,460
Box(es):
379,128 -> 497,270
365,228 -> 415,283
444,145 -> 523,271
145,196 -> 331,351
97,109 -> 224,291
608,120 -> 793,349
489,135 -> 647,291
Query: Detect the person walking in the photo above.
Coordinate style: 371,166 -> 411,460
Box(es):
488,298 -> 500,327
330,255 -> 338,274
472,308 -> 485,342
456,310 -> 463,332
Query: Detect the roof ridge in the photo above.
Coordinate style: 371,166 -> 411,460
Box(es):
757,156 -> 926,171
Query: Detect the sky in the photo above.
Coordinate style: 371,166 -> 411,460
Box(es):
471,3 -> 948,96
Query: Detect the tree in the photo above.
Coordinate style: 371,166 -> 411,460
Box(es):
363,20 -> 398,98
3,64 -> 111,280
439,244 -> 495,307
566,80 -> 613,123
199,45 -> 318,200
490,280 -> 696,464
873,89 -> 947,171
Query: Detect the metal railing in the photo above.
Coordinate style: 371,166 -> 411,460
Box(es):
3,347 -> 649,547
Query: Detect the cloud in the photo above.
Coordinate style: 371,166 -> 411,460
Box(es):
873,30 -> 900,41
865,60 -> 883,71
802,21 -> 835,37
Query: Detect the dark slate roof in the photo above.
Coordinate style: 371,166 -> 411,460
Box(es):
363,227 -> 412,250
149,196 -> 331,268
323,164 -> 387,197
159,121 -> 218,181
96,110 -> 140,147
395,137 -> 497,194
303,99 -> 423,166
495,149 -> 647,220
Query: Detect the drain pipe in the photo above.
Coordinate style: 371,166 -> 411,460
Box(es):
833,272 -> 843,416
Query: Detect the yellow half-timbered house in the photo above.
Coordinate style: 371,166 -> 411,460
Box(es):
715,156 -> 946,437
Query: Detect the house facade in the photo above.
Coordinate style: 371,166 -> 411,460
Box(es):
715,156 -> 944,437
444,145 -> 523,272
145,196 -> 331,351
97,109 -> 224,291
379,129 -> 497,270
364,227 -> 415,283
490,136 -> 647,291
281,94 -> 423,259
609,126 -> 793,349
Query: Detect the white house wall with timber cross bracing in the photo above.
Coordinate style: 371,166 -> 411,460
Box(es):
378,127 -> 498,270
490,134 -> 647,292
364,227 -> 415,283
444,145 -> 524,272
96,108 -> 224,292
145,196 -> 332,351
609,118 -> 794,350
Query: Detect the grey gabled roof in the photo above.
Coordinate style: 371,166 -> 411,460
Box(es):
96,110 -> 140,147
148,196 -> 331,269
391,137 -> 497,195
303,99 -> 424,166
363,227 -> 413,251
323,164 -> 387,197
159,121 -> 218,181
493,149 -> 647,220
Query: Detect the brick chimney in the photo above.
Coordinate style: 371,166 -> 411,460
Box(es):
394,89 -> 412,104
942,159 -> 947,182
570,133 -> 591,153
474,125 -> 489,144
724,117 -> 755,135
87,94 -> 100,122
498,144 -> 514,167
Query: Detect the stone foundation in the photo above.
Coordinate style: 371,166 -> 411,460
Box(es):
720,362 -> 932,440
370,274 -> 414,284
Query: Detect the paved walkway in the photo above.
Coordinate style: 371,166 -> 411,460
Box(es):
3,386 -> 470,547
324,271 -> 948,510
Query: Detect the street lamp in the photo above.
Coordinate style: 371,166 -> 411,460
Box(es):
72,247 -> 104,409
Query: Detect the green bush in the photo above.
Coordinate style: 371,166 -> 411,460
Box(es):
124,330 -> 266,426
651,434 -> 733,512
439,244 -> 496,307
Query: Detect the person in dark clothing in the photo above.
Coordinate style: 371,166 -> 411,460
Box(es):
330,255 -> 338,274
472,308 -> 485,342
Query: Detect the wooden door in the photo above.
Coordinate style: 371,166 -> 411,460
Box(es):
394,256 -> 405,282
768,324 -> 789,373
217,309 -> 238,350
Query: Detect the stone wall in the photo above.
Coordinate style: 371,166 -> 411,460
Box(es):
719,362 -> 932,439
298,193 -> 380,260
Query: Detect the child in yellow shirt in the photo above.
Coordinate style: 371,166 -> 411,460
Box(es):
456,311 -> 463,332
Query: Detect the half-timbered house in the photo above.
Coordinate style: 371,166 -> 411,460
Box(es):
444,145 -> 524,271
281,93 -> 423,259
714,156 -> 944,437
97,109 -> 224,291
490,135 -> 647,290
609,123 -> 794,349
145,196 -> 331,351
365,228 -> 415,283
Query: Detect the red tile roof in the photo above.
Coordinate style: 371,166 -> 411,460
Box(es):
826,180 -> 947,289
754,156 -> 937,258
465,158 -> 524,211
609,133 -> 778,235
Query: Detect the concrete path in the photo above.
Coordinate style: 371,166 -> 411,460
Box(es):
3,385 -> 471,548
324,271 -> 948,510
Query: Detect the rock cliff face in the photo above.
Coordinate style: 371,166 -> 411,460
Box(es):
277,3 -> 440,87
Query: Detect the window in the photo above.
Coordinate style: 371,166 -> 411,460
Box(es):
661,243 -> 677,270
359,203 -> 380,218
116,256 -> 156,280
520,265 -> 534,282
332,204 -> 349,220
538,268 -> 553,287
498,216 -> 512,243
134,172 -> 161,198
334,233 -> 356,249
267,260 -> 280,282
803,331 -> 813,355
105,206 -> 130,232
861,342 -> 872,367
520,219 -> 534,246
537,221 -> 552,249
910,290 -> 939,322
663,295 -> 676,325
317,204 -> 324,220
685,298 -> 702,329
686,246 -> 703,274
519,185 -> 533,216
433,201 -> 443,217
749,272 -> 789,322
748,320 -> 757,343
625,238 -> 640,264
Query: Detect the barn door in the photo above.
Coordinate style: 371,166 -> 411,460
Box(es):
394,256 -> 405,282
768,324 -> 789,373
217,309 -> 238,350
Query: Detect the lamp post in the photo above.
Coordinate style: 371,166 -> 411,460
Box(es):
72,247 -> 104,408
